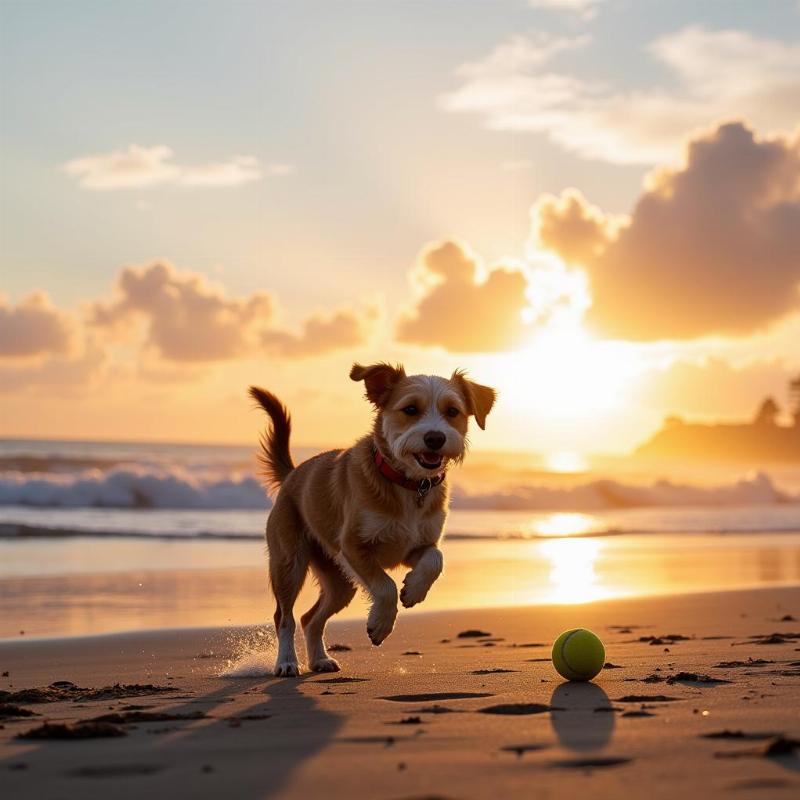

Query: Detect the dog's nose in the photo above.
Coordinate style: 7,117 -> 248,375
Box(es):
423,431 -> 446,451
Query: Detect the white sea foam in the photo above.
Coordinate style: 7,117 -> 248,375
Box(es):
0,465 -> 797,513
0,467 -> 269,510
450,471 -> 797,511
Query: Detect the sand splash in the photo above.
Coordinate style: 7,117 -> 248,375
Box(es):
218,627 -> 277,678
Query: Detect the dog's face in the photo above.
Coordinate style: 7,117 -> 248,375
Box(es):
350,363 -> 496,480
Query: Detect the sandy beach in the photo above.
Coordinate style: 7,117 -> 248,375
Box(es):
1,586 -> 799,799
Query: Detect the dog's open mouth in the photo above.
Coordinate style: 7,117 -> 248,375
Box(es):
414,451 -> 444,470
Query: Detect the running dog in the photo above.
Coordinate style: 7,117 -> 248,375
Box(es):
249,362 -> 496,676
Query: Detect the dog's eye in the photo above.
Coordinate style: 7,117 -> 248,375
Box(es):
446,407 -> 460,418
402,405 -> 418,416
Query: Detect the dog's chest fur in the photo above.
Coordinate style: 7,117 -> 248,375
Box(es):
357,495 -> 446,566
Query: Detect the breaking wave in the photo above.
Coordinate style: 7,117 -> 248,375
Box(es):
452,471 -> 796,511
0,464 -> 797,512
0,467 -> 269,510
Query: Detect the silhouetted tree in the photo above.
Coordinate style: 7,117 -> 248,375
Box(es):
790,375 -> 800,428
754,397 -> 780,426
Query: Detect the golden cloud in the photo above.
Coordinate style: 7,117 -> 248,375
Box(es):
89,261 -> 373,362
396,240 -> 532,352
534,122 -> 800,340
0,292 -> 74,357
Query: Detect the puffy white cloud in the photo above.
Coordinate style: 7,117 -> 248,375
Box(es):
441,26 -> 800,164
63,144 -> 289,189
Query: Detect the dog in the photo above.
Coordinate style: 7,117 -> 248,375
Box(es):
249,362 -> 496,676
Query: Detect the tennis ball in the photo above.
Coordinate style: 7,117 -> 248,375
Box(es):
551,628 -> 605,682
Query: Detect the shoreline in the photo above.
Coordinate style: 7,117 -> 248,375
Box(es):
3,532 -> 800,640
0,581 -> 797,648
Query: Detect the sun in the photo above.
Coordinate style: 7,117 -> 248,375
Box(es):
481,317 -> 642,434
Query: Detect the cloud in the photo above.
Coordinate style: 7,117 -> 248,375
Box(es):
528,0 -> 605,20
263,306 -> 378,357
90,261 -> 372,361
532,121 -> 800,340
0,292 -> 73,357
440,26 -> 800,164
89,261 -> 276,361
533,189 -> 622,265
63,145 -> 290,190
396,240 -> 532,352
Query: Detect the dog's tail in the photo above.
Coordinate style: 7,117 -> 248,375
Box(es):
249,386 -> 295,493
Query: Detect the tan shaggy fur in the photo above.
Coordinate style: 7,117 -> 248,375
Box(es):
249,362 -> 496,676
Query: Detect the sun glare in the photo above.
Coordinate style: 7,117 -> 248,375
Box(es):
540,538 -> 612,604
545,451 -> 587,473
535,512 -> 597,537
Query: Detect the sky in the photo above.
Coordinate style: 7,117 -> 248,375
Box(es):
1,0 -> 799,456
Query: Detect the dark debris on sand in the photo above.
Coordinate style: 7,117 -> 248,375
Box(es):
17,721 -> 127,740
603,662 -> 623,669
714,735 -> 800,759
501,743 -> 549,757
327,643 -> 352,652
0,704 -> 37,719
713,658 -> 773,668
0,681 -> 179,705
457,629 -> 492,639
616,694 -> 678,703
701,730 -> 781,740
666,672 -> 732,685
622,710 -> 656,718
638,634 -> 690,645
744,631 -> 800,645
471,669 -> 518,675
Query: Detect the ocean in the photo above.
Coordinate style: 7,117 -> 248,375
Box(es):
1,438 -> 800,639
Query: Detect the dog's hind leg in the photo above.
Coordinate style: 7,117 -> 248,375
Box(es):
267,504 -> 309,677
301,548 -> 356,672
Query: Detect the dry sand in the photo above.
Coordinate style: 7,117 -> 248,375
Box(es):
1,586 -> 799,799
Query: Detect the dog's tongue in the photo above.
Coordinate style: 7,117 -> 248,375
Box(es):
420,451 -> 442,467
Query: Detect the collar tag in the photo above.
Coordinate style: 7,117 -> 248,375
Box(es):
416,477 -> 432,506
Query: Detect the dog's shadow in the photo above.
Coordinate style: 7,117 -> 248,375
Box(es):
2,673 -> 344,800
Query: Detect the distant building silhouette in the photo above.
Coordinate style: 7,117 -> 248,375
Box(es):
636,376 -> 800,462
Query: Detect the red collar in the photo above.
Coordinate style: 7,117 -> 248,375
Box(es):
373,448 -> 444,504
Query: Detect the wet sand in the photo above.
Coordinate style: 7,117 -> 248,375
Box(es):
1,586 -> 799,799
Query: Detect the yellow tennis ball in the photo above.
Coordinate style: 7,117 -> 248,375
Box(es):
552,628 -> 605,682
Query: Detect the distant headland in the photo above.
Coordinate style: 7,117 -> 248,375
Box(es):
635,375 -> 800,462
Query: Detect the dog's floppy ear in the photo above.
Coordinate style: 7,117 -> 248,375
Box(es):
350,362 -> 406,408
452,370 -> 496,430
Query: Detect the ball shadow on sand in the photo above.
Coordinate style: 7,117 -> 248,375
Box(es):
549,682 -> 615,752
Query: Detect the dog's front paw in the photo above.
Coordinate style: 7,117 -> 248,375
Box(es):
274,659 -> 301,677
367,605 -> 397,646
309,656 -> 340,673
400,571 -> 431,608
